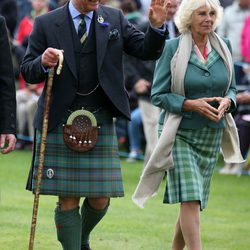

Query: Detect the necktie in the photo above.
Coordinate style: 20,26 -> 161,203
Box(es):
78,14 -> 87,44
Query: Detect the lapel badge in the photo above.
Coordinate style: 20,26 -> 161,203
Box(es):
97,15 -> 104,24
47,168 -> 54,179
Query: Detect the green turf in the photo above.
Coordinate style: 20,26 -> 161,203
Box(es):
0,151 -> 249,250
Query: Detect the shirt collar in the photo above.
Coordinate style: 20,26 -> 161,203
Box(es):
192,39 -> 212,64
69,1 -> 93,20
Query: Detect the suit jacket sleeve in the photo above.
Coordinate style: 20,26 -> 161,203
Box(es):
121,10 -> 168,60
123,54 -> 142,87
0,16 -> 16,134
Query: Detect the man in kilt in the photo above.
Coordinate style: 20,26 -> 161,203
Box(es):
21,0 -> 169,249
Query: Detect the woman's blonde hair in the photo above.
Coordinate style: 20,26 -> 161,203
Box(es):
174,0 -> 223,34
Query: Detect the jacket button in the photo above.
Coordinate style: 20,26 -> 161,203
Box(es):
204,72 -> 210,77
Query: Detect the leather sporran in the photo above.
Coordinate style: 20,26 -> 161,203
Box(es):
63,110 -> 98,152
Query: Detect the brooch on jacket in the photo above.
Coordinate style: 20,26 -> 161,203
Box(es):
97,15 -> 109,27
109,29 -> 120,41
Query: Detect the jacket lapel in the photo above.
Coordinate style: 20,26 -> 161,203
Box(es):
95,7 -> 110,73
205,49 -> 220,68
189,51 -> 208,70
189,49 -> 220,70
54,4 -> 77,80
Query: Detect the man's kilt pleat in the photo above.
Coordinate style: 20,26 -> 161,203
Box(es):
26,117 -> 124,198
163,126 -> 223,210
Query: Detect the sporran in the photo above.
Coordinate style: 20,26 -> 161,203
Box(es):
63,109 -> 98,152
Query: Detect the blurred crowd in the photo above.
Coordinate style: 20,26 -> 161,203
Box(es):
0,0 -> 249,174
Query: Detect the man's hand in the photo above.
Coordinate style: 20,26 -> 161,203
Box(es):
41,48 -> 61,69
148,0 -> 170,28
0,134 -> 16,154
134,79 -> 150,94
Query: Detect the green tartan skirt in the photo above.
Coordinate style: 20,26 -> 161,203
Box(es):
26,112 -> 124,198
163,126 -> 223,210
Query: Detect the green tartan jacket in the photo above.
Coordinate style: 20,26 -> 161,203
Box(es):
151,36 -> 237,129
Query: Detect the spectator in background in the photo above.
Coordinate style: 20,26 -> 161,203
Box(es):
14,0 -> 48,149
163,0 -> 180,38
217,0 -> 250,83
124,0 -> 180,163
16,0 -> 58,23
120,0 -> 146,161
233,15 -> 250,173
15,0 -> 50,45
0,0 -> 18,39
217,0 -> 250,174
16,0 -> 33,24
241,15 -> 250,64
235,84 -> 250,168
16,83 -> 44,149
0,16 -> 16,154
0,0 -> 23,86
219,0 -> 234,8
120,0 -> 145,24
126,106 -> 145,162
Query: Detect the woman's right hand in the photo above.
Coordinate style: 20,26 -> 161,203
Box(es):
182,97 -> 222,122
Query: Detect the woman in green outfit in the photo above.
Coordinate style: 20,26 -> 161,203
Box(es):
133,0 -> 244,249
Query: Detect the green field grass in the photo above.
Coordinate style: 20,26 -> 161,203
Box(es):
0,150 -> 250,250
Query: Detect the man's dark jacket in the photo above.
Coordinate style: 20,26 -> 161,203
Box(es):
21,3 -> 167,131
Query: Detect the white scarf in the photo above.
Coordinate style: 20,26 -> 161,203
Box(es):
132,31 -> 244,208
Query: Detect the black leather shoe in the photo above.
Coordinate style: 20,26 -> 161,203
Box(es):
81,244 -> 92,250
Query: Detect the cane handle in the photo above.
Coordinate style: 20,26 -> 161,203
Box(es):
56,49 -> 64,75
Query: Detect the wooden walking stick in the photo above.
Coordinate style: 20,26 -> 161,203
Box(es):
28,50 -> 64,250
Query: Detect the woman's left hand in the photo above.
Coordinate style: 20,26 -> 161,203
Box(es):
218,97 -> 231,119
148,0 -> 170,28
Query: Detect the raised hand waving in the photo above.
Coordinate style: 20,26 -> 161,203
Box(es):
148,0 -> 170,28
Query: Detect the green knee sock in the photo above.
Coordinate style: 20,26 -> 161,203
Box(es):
81,198 -> 109,246
55,206 -> 81,250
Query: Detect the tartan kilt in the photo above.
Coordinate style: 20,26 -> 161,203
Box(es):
163,126 -> 223,210
26,112 -> 124,198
